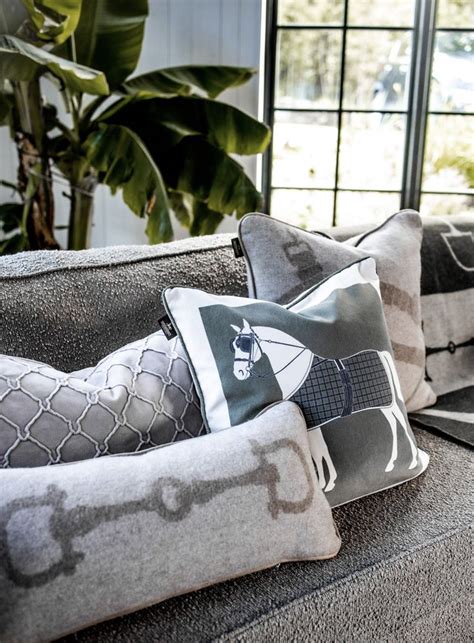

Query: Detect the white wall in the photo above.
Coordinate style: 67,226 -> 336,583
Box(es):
0,0 -> 264,248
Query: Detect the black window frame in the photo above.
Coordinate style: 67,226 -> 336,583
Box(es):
262,0 -> 474,225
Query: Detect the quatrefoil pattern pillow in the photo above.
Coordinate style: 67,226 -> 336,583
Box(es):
0,331 -> 205,467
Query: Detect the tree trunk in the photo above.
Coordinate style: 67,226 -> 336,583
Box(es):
68,173 -> 97,250
13,80 -> 59,250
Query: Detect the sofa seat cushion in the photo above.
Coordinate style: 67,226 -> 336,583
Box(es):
62,427 -> 472,642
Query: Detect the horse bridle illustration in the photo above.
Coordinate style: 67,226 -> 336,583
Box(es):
230,330 -> 314,378
1,438 -> 314,589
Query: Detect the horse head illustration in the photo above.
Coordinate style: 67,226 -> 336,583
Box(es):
230,320 -> 263,380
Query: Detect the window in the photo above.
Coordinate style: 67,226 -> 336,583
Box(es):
263,0 -> 474,227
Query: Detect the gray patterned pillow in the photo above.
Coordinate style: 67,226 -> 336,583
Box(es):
0,331 -> 205,467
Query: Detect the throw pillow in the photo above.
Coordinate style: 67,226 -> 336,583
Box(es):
0,402 -> 340,642
419,215 -> 474,396
163,257 -> 429,508
238,210 -> 436,412
0,331 -> 204,467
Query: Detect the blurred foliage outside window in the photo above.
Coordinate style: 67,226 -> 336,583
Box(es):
270,0 -> 474,228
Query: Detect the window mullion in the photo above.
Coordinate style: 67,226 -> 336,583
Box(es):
401,0 -> 438,210
262,0 -> 278,213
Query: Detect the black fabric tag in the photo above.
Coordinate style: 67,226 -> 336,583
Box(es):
159,314 -> 177,340
231,237 -> 244,258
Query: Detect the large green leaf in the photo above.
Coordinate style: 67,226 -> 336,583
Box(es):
86,123 -> 172,242
0,35 -> 109,94
0,202 -> 23,233
0,232 -> 27,254
165,136 -> 262,217
67,0 -> 148,90
190,199 -> 224,236
121,65 -> 255,99
22,0 -> 82,44
104,95 -> 271,155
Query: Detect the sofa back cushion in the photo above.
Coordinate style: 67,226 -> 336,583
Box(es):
0,235 -> 247,371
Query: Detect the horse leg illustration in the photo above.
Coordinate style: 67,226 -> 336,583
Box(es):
380,351 -> 418,470
307,428 -> 337,492
380,406 -> 398,472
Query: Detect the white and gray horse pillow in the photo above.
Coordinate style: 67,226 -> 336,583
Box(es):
163,258 -> 429,507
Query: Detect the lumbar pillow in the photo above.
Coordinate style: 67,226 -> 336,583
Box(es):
0,402 -> 340,641
238,210 -> 436,413
163,258 -> 429,507
0,331 -> 204,467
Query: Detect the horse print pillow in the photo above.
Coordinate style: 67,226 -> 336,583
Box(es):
163,258 -> 429,507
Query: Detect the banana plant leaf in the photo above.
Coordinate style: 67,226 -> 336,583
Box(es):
190,199 -> 224,236
168,189 -> 192,228
0,35 -> 109,94
120,65 -> 255,99
0,202 -> 23,233
168,190 -> 224,235
102,95 -> 271,155
22,0 -> 82,45
164,136 -> 262,217
0,232 -> 26,254
86,123 -> 172,243
61,0 -> 148,90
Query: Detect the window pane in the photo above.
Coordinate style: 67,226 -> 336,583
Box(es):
343,30 -> 412,110
420,193 -> 474,217
429,32 -> 474,113
278,0 -> 344,25
338,113 -> 407,190
422,115 -> 474,191
272,111 -> 338,188
436,0 -> 474,29
336,191 -> 401,225
348,0 -> 415,27
270,189 -> 334,228
276,29 -> 342,109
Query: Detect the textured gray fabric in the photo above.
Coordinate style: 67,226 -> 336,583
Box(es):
419,215 -> 474,397
410,386 -> 474,448
0,402 -> 340,642
238,210 -> 436,412
63,428 -> 472,643
0,234 -> 247,372
163,259 -> 428,508
0,331 -> 204,467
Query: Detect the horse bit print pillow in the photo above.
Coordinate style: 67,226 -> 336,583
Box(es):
163,258 -> 429,507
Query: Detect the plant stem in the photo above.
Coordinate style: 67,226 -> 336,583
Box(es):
12,79 -> 59,250
67,171 -> 97,250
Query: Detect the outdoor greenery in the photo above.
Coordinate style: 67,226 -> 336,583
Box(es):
0,0 -> 270,253
272,0 -> 473,228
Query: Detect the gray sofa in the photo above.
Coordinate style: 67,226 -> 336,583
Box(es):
0,216 -> 472,641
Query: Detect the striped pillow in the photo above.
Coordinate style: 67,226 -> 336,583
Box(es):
238,210 -> 436,412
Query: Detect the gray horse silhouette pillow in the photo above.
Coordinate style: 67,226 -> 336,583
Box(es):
163,258 -> 429,507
